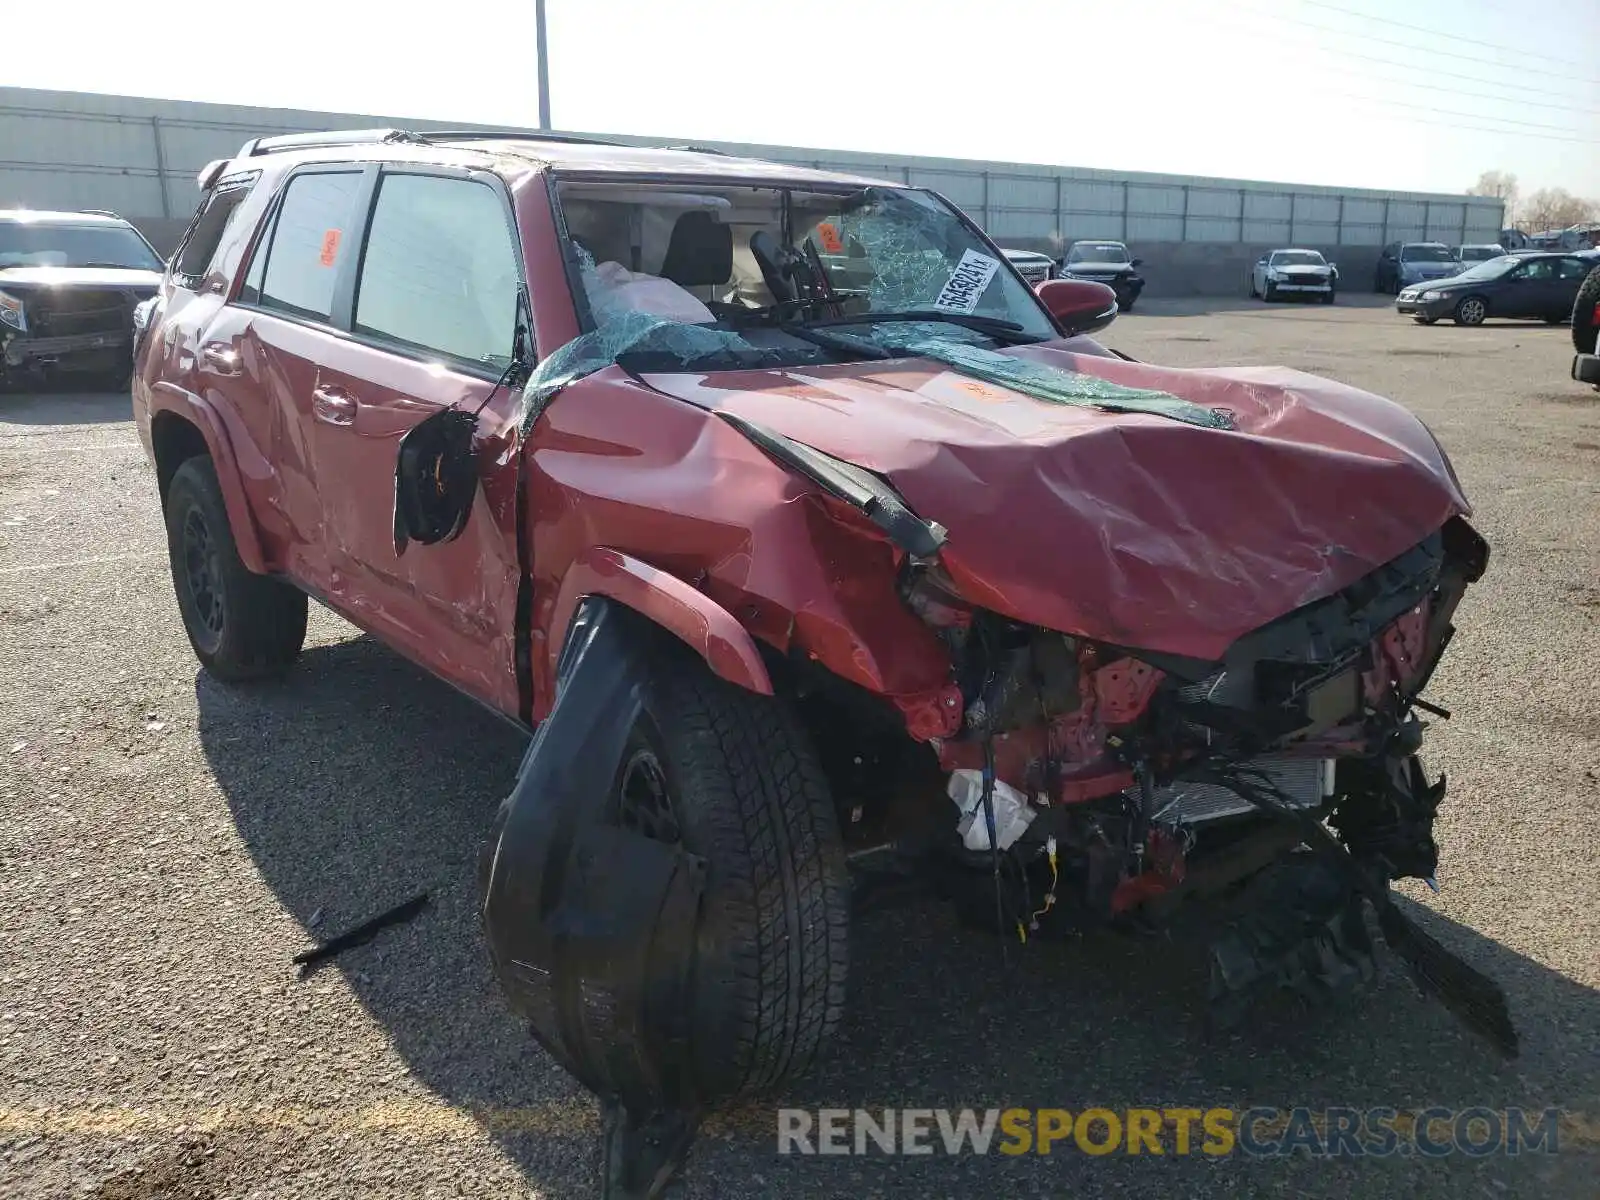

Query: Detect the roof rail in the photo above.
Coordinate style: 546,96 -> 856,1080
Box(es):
236,128 -> 430,158
412,129 -> 626,147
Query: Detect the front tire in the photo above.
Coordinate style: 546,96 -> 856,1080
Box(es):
1263,282 -> 1277,303
163,457 -> 307,681
615,654 -> 850,1100
1453,296 -> 1487,326
1322,289 -> 1336,305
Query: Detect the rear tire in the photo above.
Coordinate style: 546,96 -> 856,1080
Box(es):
616,653 -> 850,1099
163,457 -> 307,681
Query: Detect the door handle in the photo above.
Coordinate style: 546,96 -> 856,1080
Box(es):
199,343 -> 240,376
312,384 -> 358,427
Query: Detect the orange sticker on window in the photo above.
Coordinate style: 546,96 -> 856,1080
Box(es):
816,222 -> 844,254
319,229 -> 342,267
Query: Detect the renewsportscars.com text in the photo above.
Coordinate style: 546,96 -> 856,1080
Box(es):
777,1106 -> 1569,1158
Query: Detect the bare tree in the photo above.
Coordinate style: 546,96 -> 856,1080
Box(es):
1518,188 -> 1600,232
1468,170 -> 1519,216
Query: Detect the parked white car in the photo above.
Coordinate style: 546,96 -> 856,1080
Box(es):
1250,248 -> 1337,303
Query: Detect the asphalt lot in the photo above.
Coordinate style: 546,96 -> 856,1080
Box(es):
3,295 -> 1598,1198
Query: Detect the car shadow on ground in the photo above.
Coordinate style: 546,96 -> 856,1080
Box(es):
0,385 -> 131,425
196,636 -> 1599,1196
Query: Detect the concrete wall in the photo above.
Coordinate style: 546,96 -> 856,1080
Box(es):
5,86 -> 1498,298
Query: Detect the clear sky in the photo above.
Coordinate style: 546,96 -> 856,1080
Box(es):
8,0 -> 1599,196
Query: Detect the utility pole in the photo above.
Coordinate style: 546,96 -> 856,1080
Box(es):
535,0 -> 551,130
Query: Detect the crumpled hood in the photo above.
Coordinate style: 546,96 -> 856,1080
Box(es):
0,265 -> 163,289
642,343 -> 1469,661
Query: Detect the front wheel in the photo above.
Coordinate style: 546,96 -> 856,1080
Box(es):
1453,296 -> 1487,326
164,457 -> 307,681
614,653 -> 850,1100
1263,283 -> 1276,303
1322,290 -> 1336,305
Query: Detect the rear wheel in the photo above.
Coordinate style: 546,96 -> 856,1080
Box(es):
163,457 -> 307,680
1453,296 -> 1487,326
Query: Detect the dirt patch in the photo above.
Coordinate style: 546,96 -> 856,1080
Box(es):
92,1138 -> 223,1200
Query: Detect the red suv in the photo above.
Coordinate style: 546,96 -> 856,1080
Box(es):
135,129 -> 1507,1193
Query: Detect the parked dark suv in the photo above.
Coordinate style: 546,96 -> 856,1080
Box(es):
0,208 -> 164,390
134,128 -> 1508,1196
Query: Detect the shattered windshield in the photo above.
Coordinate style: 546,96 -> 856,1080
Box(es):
545,178 -> 1056,373
516,178 -> 1221,433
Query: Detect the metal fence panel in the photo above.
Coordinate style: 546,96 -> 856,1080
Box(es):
0,86 -> 1509,253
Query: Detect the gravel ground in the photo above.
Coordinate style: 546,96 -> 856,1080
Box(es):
2,297 -> 1597,1198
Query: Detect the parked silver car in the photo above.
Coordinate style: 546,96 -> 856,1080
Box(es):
1249,248 -> 1337,303
1000,248 -> 1057,285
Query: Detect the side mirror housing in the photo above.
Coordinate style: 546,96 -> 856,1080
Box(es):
1035,279 -> 1119,337
1130,258 -> 1144,268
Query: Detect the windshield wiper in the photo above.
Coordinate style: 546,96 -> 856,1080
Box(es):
78,261 -> 153,270
805,310 -> 1045,343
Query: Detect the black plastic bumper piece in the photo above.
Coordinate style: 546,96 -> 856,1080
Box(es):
480,599 -> 709,1197
1573,353 -> 1600,388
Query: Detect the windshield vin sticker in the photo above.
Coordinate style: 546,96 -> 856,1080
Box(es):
932,250 -> 1001,314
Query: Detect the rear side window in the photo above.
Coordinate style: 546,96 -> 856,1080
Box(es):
1558,257 -> 1592,281
173,179 -> 255,283
250,171 -> 365,323
352,173 -> 521,370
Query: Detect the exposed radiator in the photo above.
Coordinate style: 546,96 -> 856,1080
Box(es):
1144,756 -> 1333,825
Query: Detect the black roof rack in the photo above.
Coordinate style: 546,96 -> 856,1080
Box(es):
236,128 -> 429,158
411,129 -> 625,147
234,127 -> 626,161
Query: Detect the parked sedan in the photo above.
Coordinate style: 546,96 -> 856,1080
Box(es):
1454,244 -> 1506,265
1396,252 -> 1595,326
1250,248 -> 1336,303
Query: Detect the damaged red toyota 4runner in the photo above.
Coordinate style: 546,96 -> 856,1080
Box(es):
134,130 -> 1511,1195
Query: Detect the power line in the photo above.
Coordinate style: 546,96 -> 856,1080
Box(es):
1225,0 -> 1600,86
1314,58 -> 1598,115
1301,0 -> 1597,72
1204,7 -> 1600,105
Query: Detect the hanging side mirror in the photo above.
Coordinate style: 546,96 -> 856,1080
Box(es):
1035,279 -> 1119,337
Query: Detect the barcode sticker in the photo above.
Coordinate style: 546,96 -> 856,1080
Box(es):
932,250 -> 1001,314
